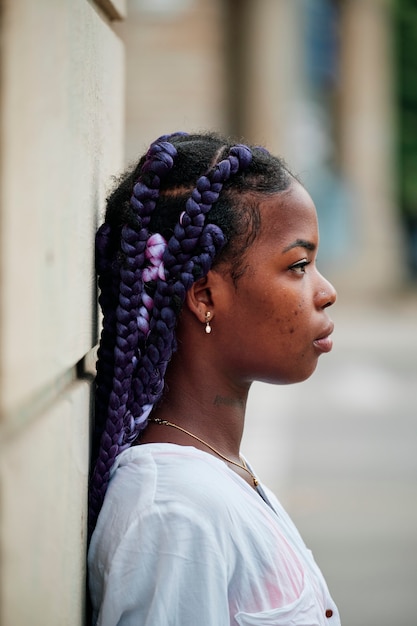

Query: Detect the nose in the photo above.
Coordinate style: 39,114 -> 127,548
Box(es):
315,273 -> 337,309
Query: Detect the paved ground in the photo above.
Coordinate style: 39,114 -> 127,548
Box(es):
242,291 -> 417,626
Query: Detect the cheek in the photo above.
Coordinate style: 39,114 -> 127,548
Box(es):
271,299 -> 306,337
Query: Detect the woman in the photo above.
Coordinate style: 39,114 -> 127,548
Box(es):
88,131 -> 340,625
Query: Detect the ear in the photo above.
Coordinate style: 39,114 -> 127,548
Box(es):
184,269 -> 226,324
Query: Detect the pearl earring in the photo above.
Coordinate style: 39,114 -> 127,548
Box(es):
205,312 -> 212,334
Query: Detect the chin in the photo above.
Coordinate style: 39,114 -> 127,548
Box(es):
284,362 -> 319,385
299,362 -> 319,382
262,367 -> 317,386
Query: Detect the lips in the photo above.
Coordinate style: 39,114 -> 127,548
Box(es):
313,323 -> 334,353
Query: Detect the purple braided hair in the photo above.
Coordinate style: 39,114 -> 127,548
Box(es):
89,133 -> 185,531
88,134 -> 278,534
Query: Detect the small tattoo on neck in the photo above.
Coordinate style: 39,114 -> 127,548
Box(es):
213,395 -> 244,408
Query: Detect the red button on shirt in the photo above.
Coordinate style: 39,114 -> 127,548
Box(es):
326,609 -> 333,618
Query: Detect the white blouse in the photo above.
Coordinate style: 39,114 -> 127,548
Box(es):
88,443 -> 341,626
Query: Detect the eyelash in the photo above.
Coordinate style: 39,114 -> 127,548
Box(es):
289,260 -> 311,274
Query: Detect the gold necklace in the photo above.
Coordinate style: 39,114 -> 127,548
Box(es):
148,417 -> 259,487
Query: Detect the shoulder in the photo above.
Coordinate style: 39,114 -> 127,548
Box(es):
89,444 -> 238,625
98,443 -> 251,534
90,444 -> 247,580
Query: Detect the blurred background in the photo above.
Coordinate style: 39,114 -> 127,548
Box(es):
0,1 -> 416,625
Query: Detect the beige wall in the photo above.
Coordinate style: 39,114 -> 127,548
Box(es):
115,0 -> 228,164
239,0 -> 302,159
0,1 -> 125,624
336,0 -> 405,295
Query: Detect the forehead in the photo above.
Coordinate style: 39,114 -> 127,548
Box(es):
258,181 -> 318,245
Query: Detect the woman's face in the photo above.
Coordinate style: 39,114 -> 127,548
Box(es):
213,180 -> 337,386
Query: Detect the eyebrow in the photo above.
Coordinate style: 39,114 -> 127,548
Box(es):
282,239 -> 316,253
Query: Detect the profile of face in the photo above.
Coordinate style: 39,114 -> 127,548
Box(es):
89,137 -> 338,527
201,179 -> 337,387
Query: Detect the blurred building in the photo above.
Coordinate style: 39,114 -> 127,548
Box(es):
0,1 -> 411,625
117,0 -> 405,298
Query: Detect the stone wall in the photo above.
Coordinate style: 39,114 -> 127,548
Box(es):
0,1 -> 125,624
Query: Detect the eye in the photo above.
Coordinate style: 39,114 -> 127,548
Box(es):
289,259 -> 310,274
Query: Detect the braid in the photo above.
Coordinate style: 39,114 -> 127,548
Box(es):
89,133 -> 185,532
92,223 -> 120,461
89,132 -> 293,534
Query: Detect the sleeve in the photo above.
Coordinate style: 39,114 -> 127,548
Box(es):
95,500 -> 231,626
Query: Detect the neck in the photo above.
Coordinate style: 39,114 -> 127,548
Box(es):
141,353 -> 249,461
139,313 -> 253,462
150,388 -> 248,459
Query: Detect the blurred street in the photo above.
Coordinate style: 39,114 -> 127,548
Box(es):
243,292 -> 417,626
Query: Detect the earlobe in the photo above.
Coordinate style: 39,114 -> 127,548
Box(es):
185,276 -> 213,324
